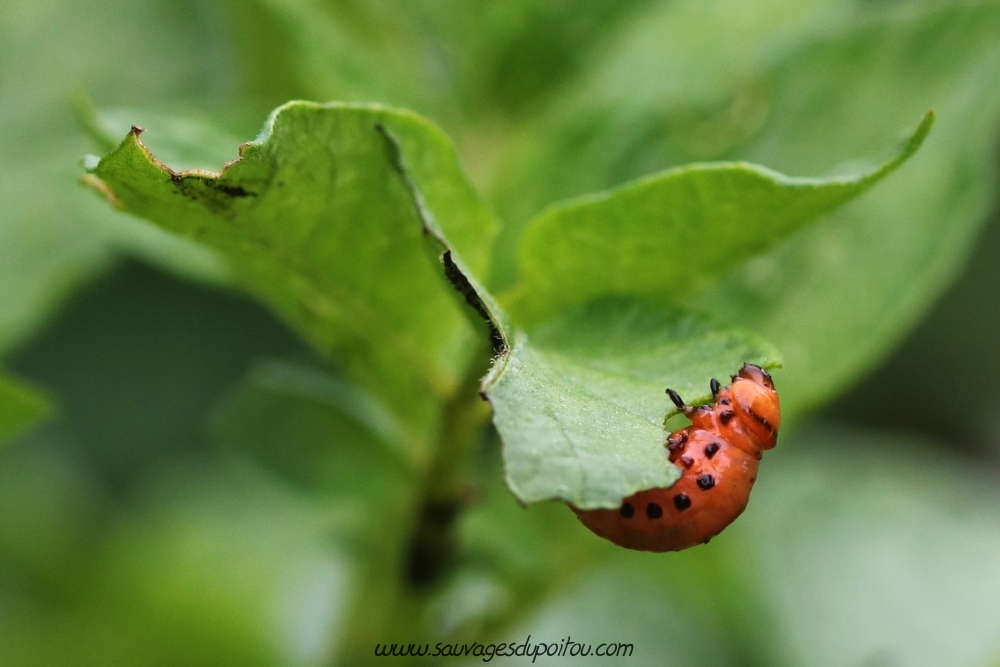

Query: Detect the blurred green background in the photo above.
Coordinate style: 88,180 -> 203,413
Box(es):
3,1 -> 1000,665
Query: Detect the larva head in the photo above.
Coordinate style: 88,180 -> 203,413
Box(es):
730,363 -> 780,450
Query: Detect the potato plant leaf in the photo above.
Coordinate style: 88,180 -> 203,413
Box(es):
478,118 -> 929,508
368,163 -> 782,510
695,5 -> 1000,414
379,124 -> 782,509
83,101 -> 924,510
483,298 -> 779,509
505,111 -> 933,328
488,2 -> 1000,417
85,102 -> 498,442
0,373 -> 51,443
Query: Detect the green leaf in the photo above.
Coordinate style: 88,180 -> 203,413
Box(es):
488,1 -> 1000,415
694,3 -> 1000,414
484,297 -> 780,509
76,101 -> 250,175
505,112 -> 933,328
0,372 -> 51,443
86,102 -> 499,442
484,0 -> 856,288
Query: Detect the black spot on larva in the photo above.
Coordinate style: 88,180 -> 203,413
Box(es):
667,433 -> 690,463
704,443 -> 720,459
680,455 -> 694,469
646,503 -> 663,519
666,431 -> 688,452
719,398 -> 730,406
697,474 -> 716,491
673,494 -> 691,511
620,502 -> 635,519
710,378 -> 721,397
719,410 -> 735,425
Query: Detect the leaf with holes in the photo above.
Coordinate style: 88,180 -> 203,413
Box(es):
483,297 -> 780,509
482,116 -> 930,508
87,100 -> 931,510
489,2 -> 1000,416
86,102 -> 499,444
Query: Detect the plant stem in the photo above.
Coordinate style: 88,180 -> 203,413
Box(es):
335,342 -> 496,665
406,342 -> 495,587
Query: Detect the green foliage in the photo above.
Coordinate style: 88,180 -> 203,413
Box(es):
490,1 -> 1000,414
0,0 -> 246,354
4,1 -> 1000,666
505,113 -> 932,328
0,373 -> 51,443
700,2 -> 1000,413
208,359 -> 414,544
486,299 -> 780,508
87,101 -> 917,508
88,103 -> 497,441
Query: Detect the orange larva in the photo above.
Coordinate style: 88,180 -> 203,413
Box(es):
573,363 -> 780,552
